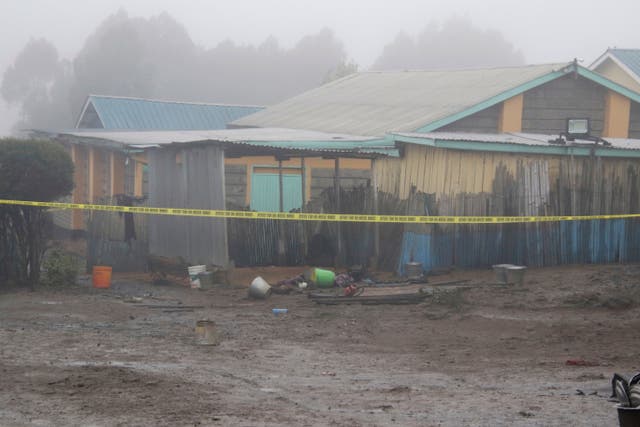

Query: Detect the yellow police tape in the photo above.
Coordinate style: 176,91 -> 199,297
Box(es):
1,198 -> 640,224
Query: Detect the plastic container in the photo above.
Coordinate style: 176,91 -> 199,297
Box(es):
310,268 -> 335,288
188,265 -> 207,288
505,265 -> 527,286
197,271 -> 214,289
492,264 -> 527,285
92,266 -> 112,289
248,276 -> 271,299
272,308 -> 288,316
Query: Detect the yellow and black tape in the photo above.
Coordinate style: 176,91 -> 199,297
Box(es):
1,198 -> 640,224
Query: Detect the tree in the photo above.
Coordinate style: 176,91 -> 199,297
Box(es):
373,17 -> 525,70
2,10 -> 355,131
0,38 -> 72,130
0,139 -> 74,286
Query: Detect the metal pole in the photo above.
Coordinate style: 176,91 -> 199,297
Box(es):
334,157 -> 342,266
279,159 -> 284,213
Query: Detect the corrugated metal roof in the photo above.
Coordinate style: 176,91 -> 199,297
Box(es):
231,63 -> 569,136
76,95 -> 264,130
43,128 -> 397,156
609,49 -> 640,80
394,131 -> 640,153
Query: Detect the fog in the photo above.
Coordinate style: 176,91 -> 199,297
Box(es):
1,0 -> 639,135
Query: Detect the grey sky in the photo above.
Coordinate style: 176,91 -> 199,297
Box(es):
1,0 -> 640,135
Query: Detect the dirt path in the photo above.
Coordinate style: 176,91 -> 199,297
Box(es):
1,264 -> 639,426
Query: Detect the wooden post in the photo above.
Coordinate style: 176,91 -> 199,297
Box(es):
300,157 -> 306,210
277,159 -> 286,265
134,161 -> 144,197
334,158 -> 342,267
372,158 -> 379,269
110,152 -> 125,197
71,145 -> 85,230
300,157 -> 308,261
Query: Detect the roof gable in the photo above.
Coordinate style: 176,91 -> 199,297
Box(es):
75,95 -> 264,130
591,49 -> 640,83
232,62 -> 640,136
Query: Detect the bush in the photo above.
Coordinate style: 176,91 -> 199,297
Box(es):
0,138 -> 74,286
41,250 -> 78,287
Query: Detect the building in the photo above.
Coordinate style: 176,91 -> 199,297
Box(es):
590,48 -> 640,93
234,61 -> 640,271
42,128 -> 394,268
39,61 -> 640,271
49,95 -> 264,232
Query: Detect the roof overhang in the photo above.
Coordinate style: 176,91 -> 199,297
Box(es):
392,132 -> 640,158
30,128 -> 398,159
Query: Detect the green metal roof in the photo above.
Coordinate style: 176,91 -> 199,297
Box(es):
610,49 -> 640,78
76,95 -> 263,130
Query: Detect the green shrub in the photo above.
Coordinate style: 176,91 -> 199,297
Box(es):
0,138 -> 74,286
41,250 -> 78,287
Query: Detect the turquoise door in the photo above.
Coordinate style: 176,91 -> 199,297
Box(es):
250,172 -> 303,212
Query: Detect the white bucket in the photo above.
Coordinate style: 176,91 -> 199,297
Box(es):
248,276 -> 271,299
188,265 -> 207,288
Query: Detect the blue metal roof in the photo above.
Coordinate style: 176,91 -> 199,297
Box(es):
76,95 -> 263,130
609,49 -> 640,79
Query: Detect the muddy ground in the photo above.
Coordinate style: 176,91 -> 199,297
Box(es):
1,264 -> 640,426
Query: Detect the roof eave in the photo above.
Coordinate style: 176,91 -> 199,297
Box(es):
576,67 -> 640,103
392,133 -> 640,158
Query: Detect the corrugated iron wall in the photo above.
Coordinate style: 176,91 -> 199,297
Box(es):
148,146 -> 228,266
375,145 -> 640,271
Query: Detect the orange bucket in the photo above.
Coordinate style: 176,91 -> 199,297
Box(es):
92,266 -> 112,289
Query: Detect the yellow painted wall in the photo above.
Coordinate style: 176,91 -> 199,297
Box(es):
117,152 -> 369,203
498,94 -> 523,133
603,90 -> 630,138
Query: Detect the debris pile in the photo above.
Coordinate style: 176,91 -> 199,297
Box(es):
246,265 -> 436,304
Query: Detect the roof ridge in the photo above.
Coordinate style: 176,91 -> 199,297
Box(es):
88,94 -> 264,109
360,62 -> 568,74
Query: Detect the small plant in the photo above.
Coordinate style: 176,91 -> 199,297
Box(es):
41,249 -> 78,287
